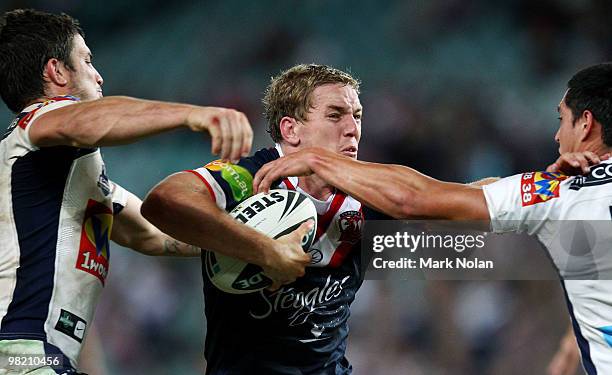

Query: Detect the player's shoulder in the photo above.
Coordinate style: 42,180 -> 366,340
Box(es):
238,146 -> 280,174
564,160 -> 612,195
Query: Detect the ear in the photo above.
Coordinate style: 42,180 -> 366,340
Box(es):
42,58 -> 69,87
578,109 -> 595,142
279,116 -> 301,146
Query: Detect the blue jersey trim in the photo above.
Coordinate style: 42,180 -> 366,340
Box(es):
560,280 -> 597,375
0,147 -> 92,338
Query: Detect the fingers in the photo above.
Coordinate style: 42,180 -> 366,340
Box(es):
218,115 -> 233,161
546,163 -> 559,173
207,119 -> 222,156
256,161 -> 286,194
293,220 -> 314,242
189,107 -> 253,162
573,153 -> 590,174
228,111 -> 245,163
552,152 -> 603,175
583,151 -> 601,167
241,113 -> 253,158
253,162 -> 276,194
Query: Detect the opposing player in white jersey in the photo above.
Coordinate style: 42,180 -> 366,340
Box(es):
253,63 -> 612,374
142,64 -> 368,374
0,9 -> 261,374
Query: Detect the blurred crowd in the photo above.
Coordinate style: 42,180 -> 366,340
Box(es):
2,0 -> 611,373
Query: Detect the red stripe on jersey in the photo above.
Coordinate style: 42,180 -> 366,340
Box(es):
328,241 -> 353,268
185,170 -> 217,202
17,111 -> 37,129
283,178 -> 296,190
315,192 -> 347,241
17,97 -> 78,129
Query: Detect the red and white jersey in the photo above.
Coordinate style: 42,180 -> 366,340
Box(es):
188,145 -> 365,372
189,144 -> 364,268
483,163 -> 612,375
0,97 -> 128,369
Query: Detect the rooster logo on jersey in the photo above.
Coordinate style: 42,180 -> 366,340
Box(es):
338,211 -> 363,244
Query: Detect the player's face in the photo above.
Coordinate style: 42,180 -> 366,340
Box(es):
555,92 -> 581,154
295,83 -> 362,159
65,34 -> 104,101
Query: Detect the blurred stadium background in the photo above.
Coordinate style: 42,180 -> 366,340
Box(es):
2,0 -> 611,374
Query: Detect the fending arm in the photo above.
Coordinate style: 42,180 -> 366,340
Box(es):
254,147 -> 491,221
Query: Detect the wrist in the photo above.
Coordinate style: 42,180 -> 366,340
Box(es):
256,236 -> 281,270
184,105 -> 202,130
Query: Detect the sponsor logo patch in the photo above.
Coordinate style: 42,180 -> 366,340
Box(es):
570,163 -> 612,190
205,160 -> 253,201
521,171 -> 568,206
55,309 -> 87,343
75,200 -> 112,284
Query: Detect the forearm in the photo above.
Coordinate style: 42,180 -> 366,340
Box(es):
111,190 -> 201,257
469,177 -> 500,186
308,150 -> 487,220
141,174 -> 277,267
309,152 -> 435,218
139,233 -> 201,257
33,96 -> 194,147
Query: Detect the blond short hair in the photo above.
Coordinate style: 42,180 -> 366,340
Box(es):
263,64 -> 360,142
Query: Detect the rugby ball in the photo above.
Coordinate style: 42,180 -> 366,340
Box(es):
205,189 -> 317,294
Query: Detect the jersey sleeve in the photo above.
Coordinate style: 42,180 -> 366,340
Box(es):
109,180 -> 129,215
482,171 -> 569,235
186,148 -> 281,212
21,99 -> 79,149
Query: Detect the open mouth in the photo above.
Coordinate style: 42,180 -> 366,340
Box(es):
341,146 -> 358,157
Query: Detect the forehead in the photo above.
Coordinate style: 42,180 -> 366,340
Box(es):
309,83 -> 361,110
71,34 -> 91,56
558,89 -> 570,111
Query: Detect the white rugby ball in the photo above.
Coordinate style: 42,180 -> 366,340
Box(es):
205,189 -> 317,294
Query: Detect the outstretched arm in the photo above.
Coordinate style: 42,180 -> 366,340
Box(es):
111,190 -> 200,257
29,96 -> 253,162
141,172 -> 312,285
253,147 -> 489,220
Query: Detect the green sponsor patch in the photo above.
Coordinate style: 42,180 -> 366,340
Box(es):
220,164 -> 253,201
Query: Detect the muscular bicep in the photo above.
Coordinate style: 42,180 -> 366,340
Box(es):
28,106 -> 74,147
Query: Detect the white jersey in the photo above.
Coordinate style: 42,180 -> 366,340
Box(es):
0,97 -> 128,370
483,161 -> 612,375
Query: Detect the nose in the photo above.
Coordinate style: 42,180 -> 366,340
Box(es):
554,128 -> 560,144
95,69 -> 104,87
343,116 -> 359,139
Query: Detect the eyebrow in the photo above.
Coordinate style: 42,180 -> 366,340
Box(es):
326,105 -> 362,113
557,105 -> 560,113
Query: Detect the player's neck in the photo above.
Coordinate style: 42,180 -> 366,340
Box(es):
580,142 -> 611,157
298,175 -> 334,201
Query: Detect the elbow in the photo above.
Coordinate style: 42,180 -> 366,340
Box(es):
141,184 -> 173,229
